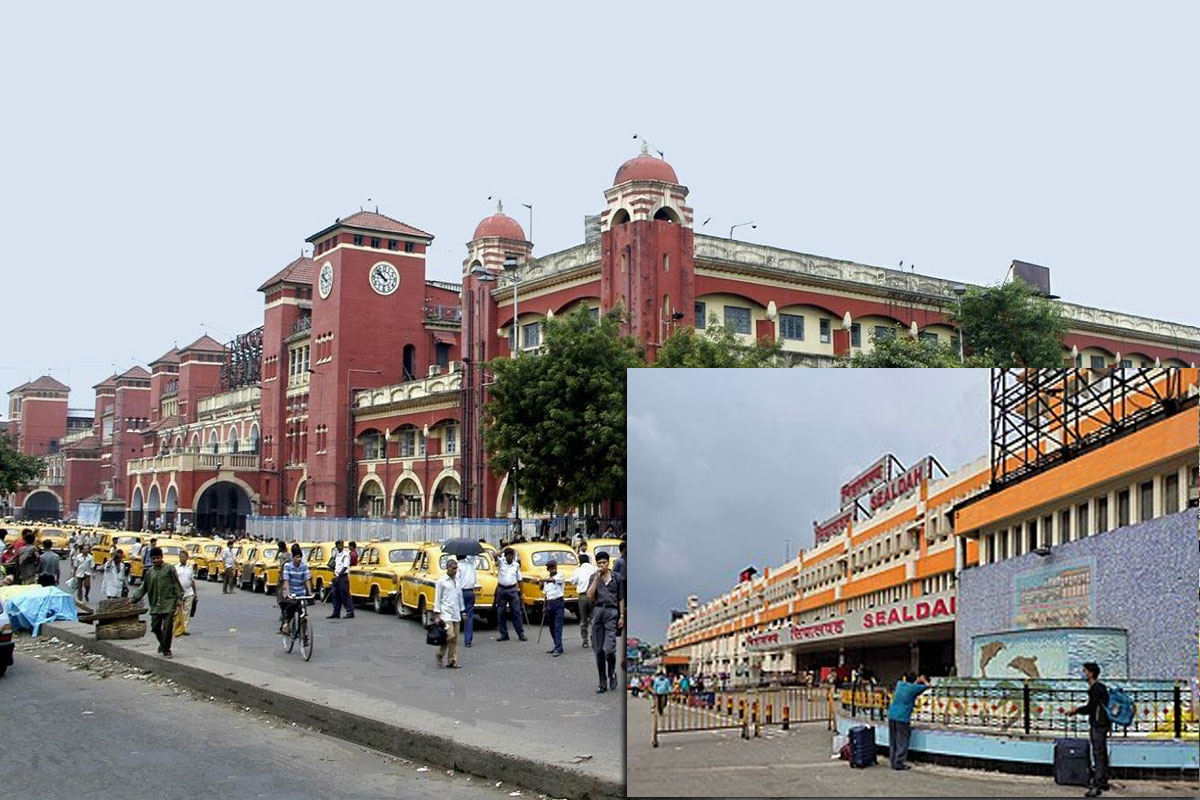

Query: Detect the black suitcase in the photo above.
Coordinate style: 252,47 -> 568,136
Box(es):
848,725 -> 876,768
1053,738 -> 1091,786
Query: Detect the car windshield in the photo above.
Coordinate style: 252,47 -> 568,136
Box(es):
117,537 -> 138,545
204,545 -> 220,555
263,548 -> 277,560
530,550 -> 577,567
42,529 -> 63,537
438,553 -> 490,569
593,544 -> 620,559
161,546 -> 183,556
388,549 -> 419,564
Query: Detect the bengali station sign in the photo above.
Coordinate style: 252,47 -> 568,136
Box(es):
745,592 -> 956,651
813,508 -> 855,545
840,455 -> 894,508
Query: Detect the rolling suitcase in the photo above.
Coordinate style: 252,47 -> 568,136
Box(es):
1053,738 -> 1090,786
848,725 -> 877,768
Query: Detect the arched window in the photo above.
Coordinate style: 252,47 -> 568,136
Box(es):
653,207 -> 679,224
403,344 -> 416,381
208,431 -> 219,454
248,424 -> 260,455
611,208 -> 631,225
228,426 -> 239,454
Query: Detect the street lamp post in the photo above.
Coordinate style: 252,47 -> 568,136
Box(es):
952,284 -> 967,363
422,423 -> 430,541
729,221 -> 757,240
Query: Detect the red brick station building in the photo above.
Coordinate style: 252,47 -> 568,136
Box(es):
6,147 -> 1200,530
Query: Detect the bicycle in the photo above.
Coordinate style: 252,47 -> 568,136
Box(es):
281,594 -> 315,661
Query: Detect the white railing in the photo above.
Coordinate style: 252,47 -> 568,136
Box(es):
197,385 -> 261,415
128,452 -> 260,474
354,369 -> 463,410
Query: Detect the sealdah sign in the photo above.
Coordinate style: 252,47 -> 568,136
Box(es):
869,457 -> 932,511
862,595 -> 955,628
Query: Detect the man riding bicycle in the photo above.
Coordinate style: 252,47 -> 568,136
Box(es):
279,544 -> 313,634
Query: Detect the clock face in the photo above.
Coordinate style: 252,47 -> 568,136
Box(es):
369,262 -> 400,295
318,263 -> 334,299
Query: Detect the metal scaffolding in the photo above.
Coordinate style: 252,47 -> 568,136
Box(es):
990,367 -> 1191,489
220,326 -> 263,392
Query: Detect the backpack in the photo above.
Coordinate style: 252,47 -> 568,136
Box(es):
1106,685 -> 1134,727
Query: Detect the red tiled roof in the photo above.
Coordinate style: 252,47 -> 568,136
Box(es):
180,334 -> 226,353
150,348 -> 180,365
62,435 -> 99,453
146,415 -> 182,432
117,366 -> 150,381
92,374 -> 118,390
257,255 -> 316,292
13,375 -> 70,393
305,211 -> 433,243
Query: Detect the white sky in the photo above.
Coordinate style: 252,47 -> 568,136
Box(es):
627,369 -> 990,644
2,2 -> 1197,407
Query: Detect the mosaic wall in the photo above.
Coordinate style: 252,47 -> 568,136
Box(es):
956,509 -> 1198,680
971,627 -> 1128,680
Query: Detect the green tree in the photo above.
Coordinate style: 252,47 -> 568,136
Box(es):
0,433 -> 43,496
950,280 -> 1069,367
483,307 -> 642,513
845,331 -> 990,367
654,316 -> 785,367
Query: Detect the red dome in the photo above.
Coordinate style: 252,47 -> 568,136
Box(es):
613,154 -> 678,185
472,203 -> 526,241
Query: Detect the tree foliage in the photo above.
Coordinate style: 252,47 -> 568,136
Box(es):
0,433 -> 44,496
483,308 -> 642,513
949,279 -> 1069,367
845,332 -> 990,368
654,316 -> 785,367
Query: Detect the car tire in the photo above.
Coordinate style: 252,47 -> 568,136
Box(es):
314,579 -> 324,601
254,578 -> 264,594
371,587 -> 385,614
419,598 -> 433,628
397,597 -> 415,618
0,663 -> 7,678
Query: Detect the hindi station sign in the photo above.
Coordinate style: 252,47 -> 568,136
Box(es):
840,455 -> 894,508
813,508 -> 855,545
744,591 -> 957,651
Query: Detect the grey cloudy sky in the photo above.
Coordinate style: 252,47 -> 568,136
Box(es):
627,369 -> 990,644
2,3 -> 1198,406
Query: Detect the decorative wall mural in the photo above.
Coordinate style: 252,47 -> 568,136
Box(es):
1012,556 -> 1095,629
972,627 -> 1128,680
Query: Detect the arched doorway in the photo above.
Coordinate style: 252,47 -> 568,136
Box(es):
392,477 -> 423,518
195,481 -> 252,535
164,485 -> 179,531
291,479 -> 307,517
147,484 -> 161,530
23,490 -> 61,521
358,478 -> 385,518
129,486 -> 144,531
432,475 -> 461,518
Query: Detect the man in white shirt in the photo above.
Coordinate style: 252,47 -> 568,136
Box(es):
455,553 -> 479,648
494,547 -> 526,642
173,549 -> 197,636
101,549 -> 129,599
540,559 -> 566,656
327,540 -> 354,619
433,558 -> 463,668
73,545 -> 94,602
220,540 -> 236,594
573,553 -> 597,649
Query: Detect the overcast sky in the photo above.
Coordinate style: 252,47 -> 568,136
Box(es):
627,369 -> 990,644
2,3 -> 1198,406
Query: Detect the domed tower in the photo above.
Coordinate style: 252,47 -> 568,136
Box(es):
600,143 -> 695,357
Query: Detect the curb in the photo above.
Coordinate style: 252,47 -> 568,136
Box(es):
43,623 -> 623,800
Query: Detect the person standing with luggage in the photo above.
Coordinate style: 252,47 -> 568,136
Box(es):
886,673 -> 930,770
1066,662 -> 1111,797
327,540 -> 354,619
433,557 -> 462,668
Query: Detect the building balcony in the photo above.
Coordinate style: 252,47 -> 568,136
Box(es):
353,367 -> 463,412
423,302 -> 462,324
196,385 -> 260,415
127,452 -> 260,475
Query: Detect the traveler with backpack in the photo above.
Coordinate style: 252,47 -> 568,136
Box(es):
886,673 -> 930,770
1066,662 -> 1112,797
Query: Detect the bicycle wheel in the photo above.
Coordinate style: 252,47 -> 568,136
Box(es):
283,615 -> 296,653
300,616 -> 313,661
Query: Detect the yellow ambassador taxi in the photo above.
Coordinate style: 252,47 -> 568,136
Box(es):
128,537 -> 194,583
305,541 -> 340,601
205,538 -> 247,582
92,533 -> 143,568
398,544 -> 499,626
345,541 -> 424,613
508,541 -> 580,621
34,527 -> 70,557
186,540 -> 224,579
583,537 -> 623,566
261,542 -> 317,594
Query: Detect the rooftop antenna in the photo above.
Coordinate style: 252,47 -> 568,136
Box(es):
631,133 -> 664,159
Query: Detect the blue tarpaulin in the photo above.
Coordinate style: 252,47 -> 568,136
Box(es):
0,585 -> 79,635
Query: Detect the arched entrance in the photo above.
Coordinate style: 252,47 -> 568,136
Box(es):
129,486 -> 144,531
195,481 -> 252,534
164,485 -> 179,531
358,478 -> 385,518
431,475 -> 461,518
291,480 -> 307,518
147,484 -> 161,530
23,490 -> 61,521
392,477 -> 423,518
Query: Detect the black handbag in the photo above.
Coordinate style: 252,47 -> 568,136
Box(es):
426,621 -> 447,646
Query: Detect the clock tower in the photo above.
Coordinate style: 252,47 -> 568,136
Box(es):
303,211 -> 435,517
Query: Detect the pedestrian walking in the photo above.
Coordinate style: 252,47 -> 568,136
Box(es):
141,536 -> 158,577
72,545 -> 94,601
494,547 -> 526,641
1067,662 -> 1112,797
101,549 -> 129,599
37,540 -> 61,587
433,557 -> 462,668
652,670 -> 671,714
173,549 -> 196,637
220,540 -> 236,594
456,551 -> 478,647
887,673 -> 930,770
273,540 -> 289,630
348,541 -> 359,567
130,547 -> 184,658
613,541 -> 626,579
587,550 -> 625,693
326,540 -> 354,619
540,558 -> 565,656
16,530 -> 39,585
573,553 -> 596,648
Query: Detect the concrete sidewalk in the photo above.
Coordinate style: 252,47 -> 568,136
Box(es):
625,697 -> 1197,798
45,583 -> 622,800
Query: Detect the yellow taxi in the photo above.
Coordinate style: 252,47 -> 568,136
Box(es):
398,543 -> 499,626
305,541 -> 340,601
508,541 -> 580,620
583,537 -> 623,566
34,527 -> 70,557
128,537 -> 194,583
261,542 -> 317,593
347,541 -> 424,613
92,532 -> 143,568
204,537 -> 245,582
186,541 -> 224,579
245,543 -> 285,593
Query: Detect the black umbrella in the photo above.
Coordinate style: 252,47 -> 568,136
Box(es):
441,538 -> 484,558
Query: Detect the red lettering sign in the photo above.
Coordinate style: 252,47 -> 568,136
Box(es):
870,457 -> 932,511
840,456 -> 893,507
859,595 -> 955,629
814,508 -> 855,544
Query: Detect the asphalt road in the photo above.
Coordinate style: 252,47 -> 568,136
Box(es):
47,563 -> 622,786
1,637 -> 541,800
625,698 -> 1199,798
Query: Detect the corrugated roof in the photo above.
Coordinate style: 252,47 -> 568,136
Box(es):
257,255 -> 316,292
305,210 -> 433,243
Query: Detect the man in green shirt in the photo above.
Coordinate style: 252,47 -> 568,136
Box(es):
131,546 -> 184,658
